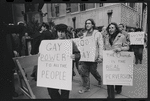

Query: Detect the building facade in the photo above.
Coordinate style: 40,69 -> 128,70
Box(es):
12,3 -> 42,24
11,3 -> 147,32
45,3 -> 143,31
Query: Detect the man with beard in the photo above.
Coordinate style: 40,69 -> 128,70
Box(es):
78,19 -> 103,93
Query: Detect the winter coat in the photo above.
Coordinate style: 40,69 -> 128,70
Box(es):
104,33 -> 129,51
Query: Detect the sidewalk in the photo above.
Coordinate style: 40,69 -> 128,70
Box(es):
13,74 -> 128,99
13,48 -> 147,99
13,66 -> 128,99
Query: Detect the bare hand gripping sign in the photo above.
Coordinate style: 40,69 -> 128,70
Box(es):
72,36 -> 96,62
103,51 -> 134,86
37,40 -> 72,90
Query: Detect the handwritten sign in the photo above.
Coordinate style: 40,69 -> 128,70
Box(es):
72,36 -> 96,62
129,32 -> 145,45
37,40 -> 73,90
103,51 -> 134,86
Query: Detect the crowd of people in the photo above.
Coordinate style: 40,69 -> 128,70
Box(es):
2,18 -> 147,99
30,19 -> 147,99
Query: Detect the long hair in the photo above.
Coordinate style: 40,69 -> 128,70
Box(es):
106,22 -> 120,46
85,19 -> 96,30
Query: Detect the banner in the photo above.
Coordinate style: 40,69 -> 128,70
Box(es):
129,32 -> 145,45
37,40 -> 73,90
103,51 -> 134,86
72,36 -> 96,62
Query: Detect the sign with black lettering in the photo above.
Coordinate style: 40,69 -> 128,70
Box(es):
72,36 -> 96,62
129,32 -> 145,45
103,51 -> 134,86
37,40 -> 73,90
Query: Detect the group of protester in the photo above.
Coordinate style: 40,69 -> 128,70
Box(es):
3,18 -> 147,99
29,18 -> 147,99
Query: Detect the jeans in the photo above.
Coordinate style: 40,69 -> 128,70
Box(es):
79,62 -> 102,89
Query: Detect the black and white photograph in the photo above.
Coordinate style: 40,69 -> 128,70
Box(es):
0,1 -> 148,100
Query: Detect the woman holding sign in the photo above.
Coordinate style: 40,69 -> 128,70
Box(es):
47,24 -> 81,99
104,22 -> 129,98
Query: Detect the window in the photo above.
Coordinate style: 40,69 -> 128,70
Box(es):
128,3 -> 135,9
25,4 -> 35,12
66,3 -> 71,13
71,3 -> 78,13
107,10 -> 113,24
108,14 -> 112,24
86,3 -> 95,9
80,3 -> 86,11
99,3 -> 103,7
55,5 -> 59,17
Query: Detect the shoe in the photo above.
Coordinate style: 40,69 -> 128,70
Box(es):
13,92 -> 19,97
73,71 -> 76,76
98,81 -> 102,87
135,61 -> 138,65
107,96 -> 115,98
139,60 -> 142,64
78,88 -> 90,94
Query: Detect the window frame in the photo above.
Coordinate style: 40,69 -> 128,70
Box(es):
128,3 -> 136,10
55,4 -> 59,17
99,3 -> 104,7
80,3 -> 86,11
66,3 -> 71,13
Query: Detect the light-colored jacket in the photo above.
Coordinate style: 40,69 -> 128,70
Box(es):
121,30 -> 130,45
83,30 -> 103,60
104,33 -> 129,51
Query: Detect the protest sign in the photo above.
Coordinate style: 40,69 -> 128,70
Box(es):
37,40 -> 73,90
103,51 -> 134,86
72,36 -> 96,62
129,32 -> 145,45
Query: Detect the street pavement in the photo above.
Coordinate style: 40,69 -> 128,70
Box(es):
13,48 -> 147,99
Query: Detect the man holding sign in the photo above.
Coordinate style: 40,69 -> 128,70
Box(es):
37,24 -> 80,99
129,28 -> 145,64
78,19 -> 103,94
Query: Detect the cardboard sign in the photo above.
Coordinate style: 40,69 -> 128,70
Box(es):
72,36 -> 96,62
129,32 -> 145,45
37,40 -> 73,90
103,51 -> 134,86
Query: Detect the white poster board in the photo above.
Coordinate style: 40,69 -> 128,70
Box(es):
103,51 -> 134,86
72,36 -> 96,62
129,32 -> 145,45
37,40 -> 73,90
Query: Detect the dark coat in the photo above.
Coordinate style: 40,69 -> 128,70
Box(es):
30,31 -> 41,55
31,30 -> 54,55
40,30 -> 54,40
